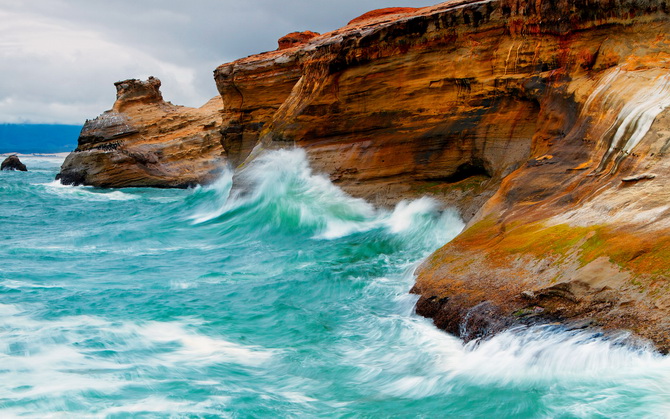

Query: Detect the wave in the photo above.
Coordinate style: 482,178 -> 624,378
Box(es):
357,318 -> 670,415
0,303 -> 272,413
3,148 -> 665,416
40,180 -> 139,201
189,148 -> 464,245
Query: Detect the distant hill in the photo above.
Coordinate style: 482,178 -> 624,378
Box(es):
0,124 -> 81,154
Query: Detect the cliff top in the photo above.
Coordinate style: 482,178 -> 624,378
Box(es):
347,7 -> 420,25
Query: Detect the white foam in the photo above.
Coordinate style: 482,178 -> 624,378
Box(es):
384,198 -> 437,233
1,279 -> 62,289
135,321 -> 273,367
41,180 -> 138,201
191,149 -> 464,244
99,395 -> 233,417
0,306 -> 272,410
451,326 -> 663,385
369,321 -> 670,404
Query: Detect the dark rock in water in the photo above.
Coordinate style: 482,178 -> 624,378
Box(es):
1,155 -> 27,171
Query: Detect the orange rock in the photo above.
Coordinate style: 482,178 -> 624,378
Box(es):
59,0 -> 670,351
211,0 -> 670,350
277,31 -> 320,50
347,7 -> 419,26
57,77 -> 225,188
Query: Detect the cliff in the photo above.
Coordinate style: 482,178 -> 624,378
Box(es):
212,0 -> 670,351
58,0 -> 670,350
57,77 -> 225,188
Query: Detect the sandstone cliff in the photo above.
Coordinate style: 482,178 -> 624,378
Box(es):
212,0 -> 670,351
58,0 -> 670,351
57,77 -> 225,188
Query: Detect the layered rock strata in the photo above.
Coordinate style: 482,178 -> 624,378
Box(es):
216,0 -> 670,351
57,77 -> 225,188
58,0 -> 670,350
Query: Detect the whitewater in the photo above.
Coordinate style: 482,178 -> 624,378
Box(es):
1,150 -> 669,417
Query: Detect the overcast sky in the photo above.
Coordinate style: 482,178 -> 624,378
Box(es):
0,0 -> 435,124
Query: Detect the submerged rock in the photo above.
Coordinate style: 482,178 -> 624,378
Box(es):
1,155 -> 27,171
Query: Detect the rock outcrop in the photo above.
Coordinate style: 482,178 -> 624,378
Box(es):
57,77 -> 225,188
214,0 -> 670,351
347,7 -> 419,25
1,155 -> 27,171
278,31 -> 320,50
58,0 -> 670,351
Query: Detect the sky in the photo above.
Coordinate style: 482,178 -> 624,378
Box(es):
0,0 -> 436,125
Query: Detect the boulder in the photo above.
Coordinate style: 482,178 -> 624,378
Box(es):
1,155 -> 27,171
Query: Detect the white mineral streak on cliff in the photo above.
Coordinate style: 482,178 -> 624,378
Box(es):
615,74 -> 670,155
581,67 -> 621,115
588,70 -> 670,173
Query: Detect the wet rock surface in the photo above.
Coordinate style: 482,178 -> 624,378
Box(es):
1,155 -> 27,171
58,0 -> 670,351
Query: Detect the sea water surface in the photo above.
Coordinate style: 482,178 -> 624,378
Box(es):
1,151 -> 669,417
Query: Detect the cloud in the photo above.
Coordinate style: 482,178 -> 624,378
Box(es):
0,0 -> 435,124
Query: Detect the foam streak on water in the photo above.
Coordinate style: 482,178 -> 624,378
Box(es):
0,151 -> 668,417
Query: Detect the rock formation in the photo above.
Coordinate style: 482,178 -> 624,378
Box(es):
278,31 -> 320,50
57,77 -> 225,188
212,0 -> 670,351
1,155 -> 27,171
347,7 -> 419,25
58,0 -> 670,351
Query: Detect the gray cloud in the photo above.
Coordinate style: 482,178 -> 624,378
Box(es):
0,0 -> 435,124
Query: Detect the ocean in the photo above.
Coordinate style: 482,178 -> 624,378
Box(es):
1,150 -> 669,417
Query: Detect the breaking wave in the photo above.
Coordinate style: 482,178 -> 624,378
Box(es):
0,151 -> 667,417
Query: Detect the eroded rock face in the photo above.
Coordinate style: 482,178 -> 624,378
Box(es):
347,7 -> 419,25
1,155 -> 27,171
57,77 -> 225,188
278,31 -> 320,50
213,0 -> 670,350
59,0 -> 670,350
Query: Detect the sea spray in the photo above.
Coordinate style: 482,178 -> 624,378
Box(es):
192,149 -> 463,245
0,153 -> 668,417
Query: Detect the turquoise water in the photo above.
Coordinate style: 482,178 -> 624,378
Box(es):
1,150 -> 669,418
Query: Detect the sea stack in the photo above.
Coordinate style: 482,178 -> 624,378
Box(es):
1,155 -> 27,171
56,77 -> 225,188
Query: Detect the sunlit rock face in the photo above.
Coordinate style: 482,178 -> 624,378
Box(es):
59,0 -> 670,350
214,0 -> 670,350
277,31 -> 320,50
57,78 -> 225,188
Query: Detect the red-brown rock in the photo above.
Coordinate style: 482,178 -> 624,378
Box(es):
347,7 -> 419,25
59,0 -> 670,351
277,31 -> 320,50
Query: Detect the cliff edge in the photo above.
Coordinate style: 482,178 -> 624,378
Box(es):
212,0 -> 670,351
58,0 -> 670,351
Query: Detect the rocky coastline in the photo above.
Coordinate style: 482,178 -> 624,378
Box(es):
58,0 -> 670,351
